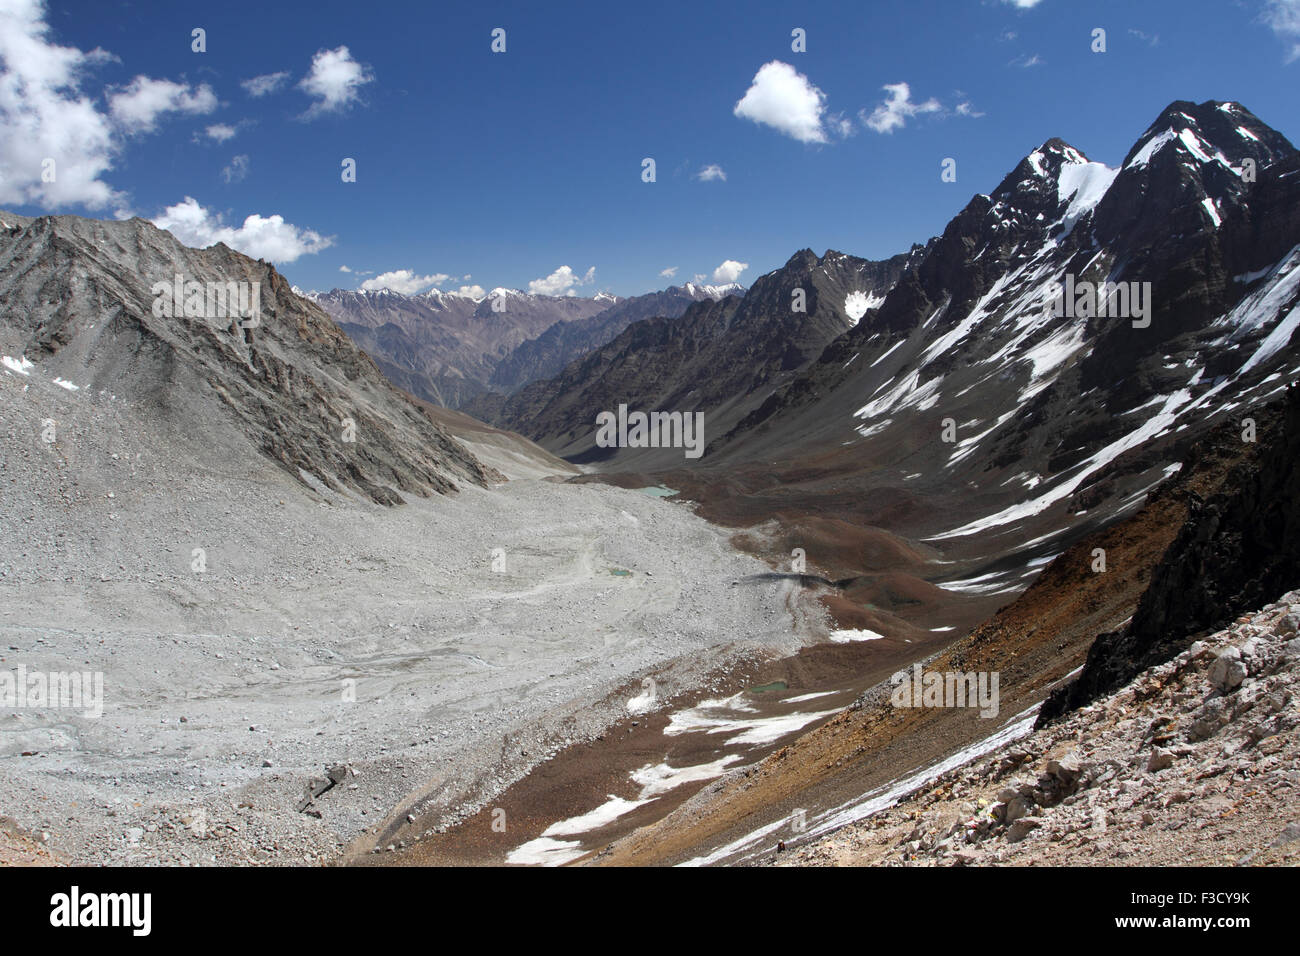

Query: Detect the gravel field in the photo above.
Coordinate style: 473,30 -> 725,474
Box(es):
0,363 -> 805,865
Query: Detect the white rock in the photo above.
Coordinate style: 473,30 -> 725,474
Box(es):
1209,647 -> 1247,693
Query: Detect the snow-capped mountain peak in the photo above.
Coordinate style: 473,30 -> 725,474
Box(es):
681,281 -> 745,299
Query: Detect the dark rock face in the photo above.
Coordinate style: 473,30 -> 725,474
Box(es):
0,211 -> 498,503
1039,385 -> 1300,724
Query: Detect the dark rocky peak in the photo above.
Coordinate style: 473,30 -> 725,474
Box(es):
954,137 -> 1123,262
995,138 -> 1091,193
1123,100 -> 1295,172
1094,100 -> 1298,257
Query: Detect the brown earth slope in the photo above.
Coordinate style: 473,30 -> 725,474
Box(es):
586,403 -> 1281,866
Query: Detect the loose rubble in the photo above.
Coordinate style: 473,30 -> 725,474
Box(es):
775,590 -> 1300,867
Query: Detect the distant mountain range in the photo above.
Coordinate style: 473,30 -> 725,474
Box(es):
300,282 -> 743,409
464,249 -> 920,455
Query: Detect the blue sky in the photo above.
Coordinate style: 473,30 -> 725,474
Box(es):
3,0 -> 1299,297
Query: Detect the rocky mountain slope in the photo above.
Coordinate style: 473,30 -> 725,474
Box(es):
711,100 -> 1300,537
479,248 -> 921,465
571,388 -> 1290,866
775,589 -> 1300,867
0,211 -> 495,504
1040,382 -> 1300,722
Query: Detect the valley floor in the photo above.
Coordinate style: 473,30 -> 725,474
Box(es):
0,370 -> 809,864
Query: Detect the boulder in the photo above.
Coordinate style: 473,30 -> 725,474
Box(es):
1209,647 -> 1247,693
1006,818 -> 1041,843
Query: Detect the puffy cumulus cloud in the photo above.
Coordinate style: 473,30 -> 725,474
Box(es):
528,265 -> 595,297
108,76 -> 217,134
1264,0 -> 1300,61
241,71 -> 289,97
203,123 -> 238,142
339,264 -> 352,273
298,46 -> 372,118
454,284 -> 486,299
734,61 -> 829,144
695,164 -> 726,182
220,154 -> 249,184
152,196 -> 333,263
659,266 -> 678,278
711,260 -> 748,284
861,82 -> 941,134
0,0 -> 120,209
358,269 -> 451,294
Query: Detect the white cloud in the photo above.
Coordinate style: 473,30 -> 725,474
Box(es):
204,123 -> 238,142
1010,53 -> 1044,68
241,71 -> 289,97
221,154 -> 249,184
1264,0 -> 1300,61
955,101 -> 985,118
339,264 -> 352,273
528,265 -> 595,296
695,164 -> 726,182
152,196 -> 333,263
298,46 -> 373,118
0,0 -> 121,209
711,260 -> 748,284
455,284 -> 486,299
659,267 -> 678,278
108,75 -> 217,134
861,83 -> 941,134
358,269 -> 451,294
828,112 -> 856,138
734,61 -> 829,144
1002,0 -> 1044,7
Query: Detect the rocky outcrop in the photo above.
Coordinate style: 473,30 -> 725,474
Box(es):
1040,383 -> 1300,723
